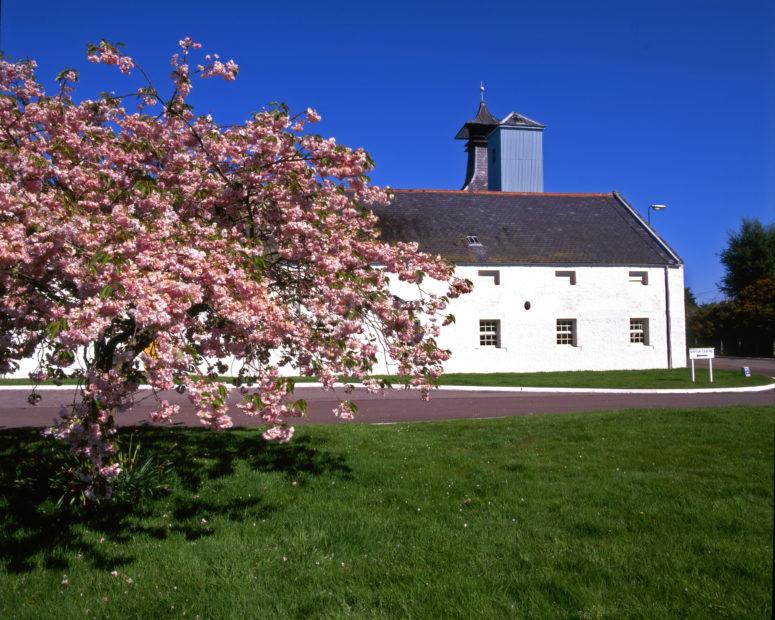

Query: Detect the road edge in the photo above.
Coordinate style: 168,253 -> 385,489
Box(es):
2,382 -> 774,395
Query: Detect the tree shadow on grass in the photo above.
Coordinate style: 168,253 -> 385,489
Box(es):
0,426 -> 351,573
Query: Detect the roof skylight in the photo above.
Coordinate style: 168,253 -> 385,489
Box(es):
467,235 -> 482,246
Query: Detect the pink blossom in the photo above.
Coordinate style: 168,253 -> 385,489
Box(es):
178,37 -> 202,51
87,40 -> 135,75
0,39 -> 469,500
150,400 -> 179,423
262,425 -> 295,443
332,401 -> 356,420
200,59 -> 239,81
98,463 -> 121,479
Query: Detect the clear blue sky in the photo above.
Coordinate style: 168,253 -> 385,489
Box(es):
2,0 -> 773,302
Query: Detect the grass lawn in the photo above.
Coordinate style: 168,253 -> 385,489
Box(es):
432,368 -> 773,389
0,406 -> 772,618
0,368 -> 771,389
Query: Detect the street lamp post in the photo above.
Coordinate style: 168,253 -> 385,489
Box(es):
648,203 -> 667,226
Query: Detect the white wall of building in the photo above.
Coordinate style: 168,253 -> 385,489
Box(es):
4,263 -> 687,379
8,356 -> 40,379
666,265 -> 687,368
386,264 -> 687,373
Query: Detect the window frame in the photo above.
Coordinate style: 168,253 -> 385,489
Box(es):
479,319 -> 500,347
477,269 -> 501,285
555,270 -> 577,285
556,319 -> 577,346
629,318 -> 649,345
628,270 -> 648,285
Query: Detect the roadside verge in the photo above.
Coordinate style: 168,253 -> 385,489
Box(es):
2,381 -> 773,395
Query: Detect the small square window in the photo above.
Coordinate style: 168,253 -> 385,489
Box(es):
478,269 -> 500,285
479,320 -> 500,347
555,270 -> 577,285
630,318 -> 649,344
556,319 -> 577,346
467,235 -> 482,247
629,271 -> 648,285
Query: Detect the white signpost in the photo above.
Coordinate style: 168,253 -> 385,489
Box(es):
689,347 -> 715,383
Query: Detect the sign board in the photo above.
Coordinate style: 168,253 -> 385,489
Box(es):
689,348 -> 715,383
689,348 -> 715,360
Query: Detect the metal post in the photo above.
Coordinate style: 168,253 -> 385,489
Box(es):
664,267 -> 672,369
709,359 -> 713,383
691,359 -> 695,382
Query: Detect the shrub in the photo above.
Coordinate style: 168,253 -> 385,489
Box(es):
110,434 -> 171,506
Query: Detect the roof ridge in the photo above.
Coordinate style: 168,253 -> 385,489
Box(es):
611,192 -> 683,264
390,189 -> 614,197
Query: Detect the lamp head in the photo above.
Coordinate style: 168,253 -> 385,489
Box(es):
650,204 -> 667,211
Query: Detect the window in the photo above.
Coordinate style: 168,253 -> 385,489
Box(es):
556,319 -> 577,346
555,270 -> 577,285
630,318 -> 649,344
629,271 -> 648,285
467,235 -> 482,247
478,269 -> 500,285
479,320 -> 500,347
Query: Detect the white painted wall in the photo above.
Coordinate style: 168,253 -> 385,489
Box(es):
667,265 -> 687,368
8,355 -> 41,379
4,264 -> 687,379
385,264 -> 687,373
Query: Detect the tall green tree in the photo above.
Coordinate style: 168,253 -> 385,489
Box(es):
732,274 -> 775,356
684,287 -> 699,315
684,287 -> 700,346
719,219 -> 775,299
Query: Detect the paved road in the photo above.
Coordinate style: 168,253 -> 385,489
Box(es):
711,356 -> 775,376
1,379 -> 772,430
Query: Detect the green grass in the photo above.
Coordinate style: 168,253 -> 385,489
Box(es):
1,406 -> 772,618
1,367 -> 771,389
432,368 -> 772,389
0,378 -> 84,386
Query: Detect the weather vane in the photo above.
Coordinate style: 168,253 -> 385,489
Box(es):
480,81 -> 485,102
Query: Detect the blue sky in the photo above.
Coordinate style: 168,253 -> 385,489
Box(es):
2,0 -> 773,302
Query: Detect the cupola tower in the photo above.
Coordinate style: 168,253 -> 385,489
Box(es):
455,92 -> 545,193
454,100 -> 500,191
486,111 -> 544,192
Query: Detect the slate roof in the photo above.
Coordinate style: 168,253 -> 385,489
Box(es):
370,190 -> 681,266
454,102 -> 501,140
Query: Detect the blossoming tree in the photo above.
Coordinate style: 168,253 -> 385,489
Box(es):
0,39 -> 471,499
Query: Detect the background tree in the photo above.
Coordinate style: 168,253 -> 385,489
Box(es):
684,287 -> 699,312
0,40 -> 471,500
686,301 -> 734,351
718,218 -> 775,299
688,218 -> 775,355
731,274 -> 775,356
684,287 -> 700,346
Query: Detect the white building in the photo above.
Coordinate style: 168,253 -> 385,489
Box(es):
4,102 -> 687,380
372,102 -> 686,372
